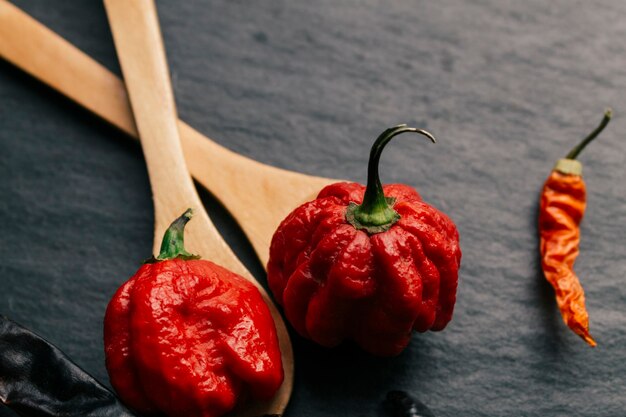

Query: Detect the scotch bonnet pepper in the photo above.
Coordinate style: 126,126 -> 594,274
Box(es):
268,125 -> 462,356
104,210 -> 283,417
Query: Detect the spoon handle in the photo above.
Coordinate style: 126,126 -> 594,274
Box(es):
104,4 -> 294,414
0,0 -> 335,267
103,0 -> 218,260
0,0 -> 137,135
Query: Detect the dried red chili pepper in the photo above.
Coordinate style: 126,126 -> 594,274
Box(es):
104,209 -> 283,417
267,125 -> 461,356
539,109 -> 612,347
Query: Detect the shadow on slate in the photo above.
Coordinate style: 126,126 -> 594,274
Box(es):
0,58 -> 145,159
531,192 -> 567,350
194,181 -> 268,288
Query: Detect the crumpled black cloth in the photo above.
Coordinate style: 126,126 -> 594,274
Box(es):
0,315 -> 136,417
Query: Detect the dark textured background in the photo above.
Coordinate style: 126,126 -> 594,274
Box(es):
1,1 -> 625,416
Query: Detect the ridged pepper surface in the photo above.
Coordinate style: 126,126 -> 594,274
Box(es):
268,126 -> 461,356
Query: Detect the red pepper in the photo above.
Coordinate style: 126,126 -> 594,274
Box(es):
104,209 -> 283,417
539,109 -> 612,347
267,125 -> 461,356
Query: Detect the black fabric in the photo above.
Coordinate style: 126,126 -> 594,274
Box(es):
0,316 -> 136,417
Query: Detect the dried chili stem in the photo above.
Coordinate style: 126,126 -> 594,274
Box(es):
566,109 -> 612,160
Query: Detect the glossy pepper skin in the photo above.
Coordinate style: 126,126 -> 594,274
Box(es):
539,109 -> 612,347
104,210 -> 283,417
268,126 -> 461,356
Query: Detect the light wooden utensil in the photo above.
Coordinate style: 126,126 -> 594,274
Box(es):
0,0 -> 336,268
102,0 -> 292,415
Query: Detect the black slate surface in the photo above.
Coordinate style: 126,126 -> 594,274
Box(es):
1,1 -> 625,416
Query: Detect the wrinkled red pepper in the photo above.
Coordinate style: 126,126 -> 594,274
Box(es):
104,209 -> 283,417
539,109 -> 612,347
268,125 -> 461,356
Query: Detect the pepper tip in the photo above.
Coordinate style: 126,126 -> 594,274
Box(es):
583,334 -> 597,348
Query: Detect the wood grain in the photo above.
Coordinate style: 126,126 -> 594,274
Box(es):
102,0 -> 292,415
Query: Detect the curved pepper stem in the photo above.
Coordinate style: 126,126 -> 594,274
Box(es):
565,108 -> 612,160
346,124 -> 436,234
554,109 -> 612,176
154,208 -> 200,262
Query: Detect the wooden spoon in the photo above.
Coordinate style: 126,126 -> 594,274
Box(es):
0,0 -> 337,267
102,0 -> 292,415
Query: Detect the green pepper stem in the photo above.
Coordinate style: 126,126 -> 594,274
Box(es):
154,208 -> 200,261
565,108 -> 612,160
346,125 -> 436,234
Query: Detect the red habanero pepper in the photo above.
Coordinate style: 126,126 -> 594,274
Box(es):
104,209 -> 283,417
267,125 -> 462,356
539,109 -> 612,347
